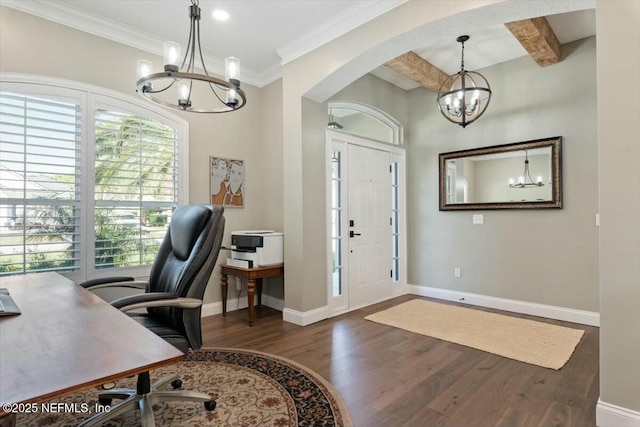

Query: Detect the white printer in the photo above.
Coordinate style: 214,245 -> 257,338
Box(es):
229,230 -> 283,267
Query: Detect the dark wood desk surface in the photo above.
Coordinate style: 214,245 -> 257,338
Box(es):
0,272 -> 184,412
220,263 -> 284,326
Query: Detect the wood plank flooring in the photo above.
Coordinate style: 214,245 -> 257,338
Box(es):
201,295 -> 599,427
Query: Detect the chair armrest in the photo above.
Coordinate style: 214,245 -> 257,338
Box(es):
80,277 -> 148,291
78,276 -> 134,288
111,292 -> 203,312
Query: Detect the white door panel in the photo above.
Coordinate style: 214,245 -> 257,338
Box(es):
348,144 -> 391,308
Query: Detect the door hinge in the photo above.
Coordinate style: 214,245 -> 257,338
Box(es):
390,269 -> 393,278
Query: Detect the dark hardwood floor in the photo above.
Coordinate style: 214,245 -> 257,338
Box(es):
201,295 -> 599,427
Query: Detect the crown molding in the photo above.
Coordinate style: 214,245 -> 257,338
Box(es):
1,0 -> 405,87
1,0 -> 160,56
0,0 -> 263,87
258,63 -> 284,87
276,0 -> 409,66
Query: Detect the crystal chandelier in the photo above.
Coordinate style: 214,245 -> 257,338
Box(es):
136,0 -> 246,113
436,35 -> 491,128
508,150 -> 544,188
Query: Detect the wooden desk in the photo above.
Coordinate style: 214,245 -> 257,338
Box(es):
0,272 -> 184,415
220,263 -> 284,326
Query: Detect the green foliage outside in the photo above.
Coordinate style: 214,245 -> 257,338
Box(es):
0,207 -> 160,274
94,209 -> 158,268
143,208 -> 168,227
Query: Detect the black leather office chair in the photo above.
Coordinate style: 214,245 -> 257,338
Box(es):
79,204 -> 224,427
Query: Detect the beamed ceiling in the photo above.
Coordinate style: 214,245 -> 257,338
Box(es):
385,16 -> 564,93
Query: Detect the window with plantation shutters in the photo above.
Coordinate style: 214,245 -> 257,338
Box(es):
0,92 -> 82,276
93,109 -> 178,269
0,77 -> 187,279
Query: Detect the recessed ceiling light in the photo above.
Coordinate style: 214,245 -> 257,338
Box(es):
212,9 -> 229,21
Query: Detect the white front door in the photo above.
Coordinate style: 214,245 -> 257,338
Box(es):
347,144 -> 392,308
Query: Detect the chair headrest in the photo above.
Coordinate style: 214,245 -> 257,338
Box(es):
169,205 -> 212,261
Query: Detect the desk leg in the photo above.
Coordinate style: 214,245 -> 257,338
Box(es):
257,278 -> 263,307
247,278 -> 255,327
221,272 -> 228,316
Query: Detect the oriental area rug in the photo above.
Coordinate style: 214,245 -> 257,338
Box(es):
17,348 -> 352,427
365,299 -> 584,370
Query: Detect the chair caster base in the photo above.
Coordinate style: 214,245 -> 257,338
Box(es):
204,400 -> 216,411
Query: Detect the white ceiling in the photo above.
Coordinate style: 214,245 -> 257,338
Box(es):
1,0 -> 595,90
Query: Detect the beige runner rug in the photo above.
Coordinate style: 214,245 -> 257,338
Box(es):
365,299 -> 584,370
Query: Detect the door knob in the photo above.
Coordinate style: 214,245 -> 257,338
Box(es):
349,231 -> 361,238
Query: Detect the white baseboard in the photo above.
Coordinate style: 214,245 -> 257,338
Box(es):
596,399 -> 640,427
201,296 -> 245,317
261,293 -> 285,311
408,284 -> 600,327
204,284 -> 599,327
282,305 -> 329,326
203,296 -> 324,326
202,293 -> 284,317
201,302 -> 222,317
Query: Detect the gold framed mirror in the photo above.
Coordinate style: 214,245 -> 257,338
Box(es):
439,136 -> 562,210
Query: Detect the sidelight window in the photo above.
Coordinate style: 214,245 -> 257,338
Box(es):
330,150 -> 343,297
391,161 -> 400,282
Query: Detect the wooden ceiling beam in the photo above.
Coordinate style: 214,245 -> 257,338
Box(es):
505,17 -> 562,67
384,51 -> 449,92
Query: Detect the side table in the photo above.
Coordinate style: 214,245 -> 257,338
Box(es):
220,263 -> 284,326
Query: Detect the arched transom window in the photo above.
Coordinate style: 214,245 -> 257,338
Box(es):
327,101 -> 403,145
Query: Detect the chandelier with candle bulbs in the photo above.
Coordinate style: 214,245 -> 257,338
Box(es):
436,35 -> 491,128
136,0 -> 246,113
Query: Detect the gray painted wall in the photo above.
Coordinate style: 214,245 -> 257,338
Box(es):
256,78 -> 285,302
596,0 -> 640,414
300,98 -> 330,311
407,37 -> 599,312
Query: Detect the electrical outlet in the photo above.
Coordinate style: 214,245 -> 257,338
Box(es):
472,214 -> 484,225
454,268 -> 461,278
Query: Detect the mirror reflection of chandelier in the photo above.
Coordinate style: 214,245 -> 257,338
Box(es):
509,150 -> 544,188
436,35 -> 492,128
